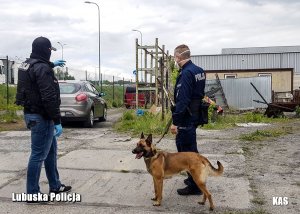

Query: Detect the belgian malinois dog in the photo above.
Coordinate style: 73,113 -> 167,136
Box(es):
132,133 -> 224,211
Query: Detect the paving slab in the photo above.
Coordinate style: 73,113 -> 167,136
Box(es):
57,149 -> 239,174
0,168 -> 251,211
0,200 -> 181,214
0,131 -> 30,139
0,138 -> 30,152
0,172 -> 17,187
0,151 -> 29,171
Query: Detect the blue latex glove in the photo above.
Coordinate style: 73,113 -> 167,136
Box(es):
53,60 -> 66,67
54,124 -> 63,137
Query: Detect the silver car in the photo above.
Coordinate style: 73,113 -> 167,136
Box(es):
59,80 -> 107,127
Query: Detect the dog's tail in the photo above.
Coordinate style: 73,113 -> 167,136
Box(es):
209,161 -> 224,176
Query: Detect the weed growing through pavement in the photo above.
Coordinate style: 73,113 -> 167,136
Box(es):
239,129 -> 288,141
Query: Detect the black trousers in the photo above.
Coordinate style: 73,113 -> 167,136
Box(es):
175,125 -> 200,189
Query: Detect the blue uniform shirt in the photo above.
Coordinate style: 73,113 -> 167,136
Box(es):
172,60 -> 206,127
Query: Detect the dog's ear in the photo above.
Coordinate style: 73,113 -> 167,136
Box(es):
141,132 -> 145,139
146,134 -> 152,146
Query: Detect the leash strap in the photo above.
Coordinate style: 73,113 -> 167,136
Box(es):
154,117 -> 173,146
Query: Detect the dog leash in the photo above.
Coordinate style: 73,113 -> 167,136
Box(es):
155,78 -> 176,146
155,117 -> 173,145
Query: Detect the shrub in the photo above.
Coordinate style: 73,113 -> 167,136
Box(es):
114,110 -> 171,136
295,105 -> 300,118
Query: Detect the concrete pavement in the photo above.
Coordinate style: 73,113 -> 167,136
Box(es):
0,109 -> 254,213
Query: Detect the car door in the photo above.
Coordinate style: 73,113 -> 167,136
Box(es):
85,83 -> 101,117
90,84 -> 103,117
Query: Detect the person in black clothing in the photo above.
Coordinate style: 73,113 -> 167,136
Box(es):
170,44 -> 206,195
16,36 -> 71,200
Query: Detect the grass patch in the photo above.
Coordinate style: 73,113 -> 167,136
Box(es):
203,112 -> 288,130
0,85 -> 23,111
96,85 -> 124,108
0,104 -> 24,131
251,198 -> 265,205
114,110 -> 171,137
295,105 -> 300,118
0,109 -> 22,123
115,110 -> 291,136
239,129 -> 288,141
0,119 -> 25,131
242,145 -> 254,156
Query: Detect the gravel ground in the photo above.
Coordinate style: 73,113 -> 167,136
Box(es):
193,120 -> 300,214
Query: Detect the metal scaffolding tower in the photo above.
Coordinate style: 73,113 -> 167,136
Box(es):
134,38 -> 171,113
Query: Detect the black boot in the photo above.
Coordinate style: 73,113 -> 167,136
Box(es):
177,185 -> 203,195
179,174 -> 202,195
184,178 -> 191,186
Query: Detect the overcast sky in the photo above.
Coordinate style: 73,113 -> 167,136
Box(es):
1,0 -> 300,81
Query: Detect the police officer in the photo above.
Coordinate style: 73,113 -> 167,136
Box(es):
171,44 -> 206,195
16,36 -> 71,200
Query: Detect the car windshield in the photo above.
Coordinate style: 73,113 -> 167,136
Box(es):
126,87 -> 136,93
59,83 -> 81,94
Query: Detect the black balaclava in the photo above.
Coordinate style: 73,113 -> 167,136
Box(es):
30,36 -> 53,62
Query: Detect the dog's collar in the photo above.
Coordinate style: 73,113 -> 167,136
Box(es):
144,149 -> 158,160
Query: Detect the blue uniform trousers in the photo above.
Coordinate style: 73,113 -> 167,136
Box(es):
175,125 -> 200,190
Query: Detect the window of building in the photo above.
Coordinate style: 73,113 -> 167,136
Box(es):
258,73 -> 272,77
224,74 -> 237,79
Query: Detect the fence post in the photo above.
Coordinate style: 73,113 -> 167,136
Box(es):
160,57 -> 165,121
6,56 -> 9,109
113,76 -> 115,102
123,77 -> 125,106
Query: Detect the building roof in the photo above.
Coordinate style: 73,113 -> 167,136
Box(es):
222,46 -> 300,54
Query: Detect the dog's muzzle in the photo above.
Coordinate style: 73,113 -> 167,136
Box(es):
132,148 -> 144,159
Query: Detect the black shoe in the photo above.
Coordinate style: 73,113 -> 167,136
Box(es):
50,184 -> 72,194
177,186 -> 203,195
26,200 -> 49,205
184,178 -> 191,186
26,192 -> 49,204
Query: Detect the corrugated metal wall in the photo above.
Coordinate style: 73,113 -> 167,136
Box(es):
206,76 -> 271,110
191,52 -> 300,74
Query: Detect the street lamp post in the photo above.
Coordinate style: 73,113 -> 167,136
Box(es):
57,41 -> 67,80
85,1 -> 102,91
57,42 -> 66,60
132,29 -> 143,82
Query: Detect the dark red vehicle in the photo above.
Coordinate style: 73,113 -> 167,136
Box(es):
124,86 -> 146,108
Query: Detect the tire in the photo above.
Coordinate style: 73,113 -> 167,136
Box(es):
99,106 -> 107,122
84,109 -> 94,128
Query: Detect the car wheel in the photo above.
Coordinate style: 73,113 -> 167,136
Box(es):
84,109 -> 94,128
99,106 -> 107,122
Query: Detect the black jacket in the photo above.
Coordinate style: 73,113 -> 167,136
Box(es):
16,37 -> 61,125
172,60 -> 206,127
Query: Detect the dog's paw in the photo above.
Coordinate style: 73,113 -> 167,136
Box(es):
152,201 -> 161,206
151,197 -> 157,201
198,201 -> 205,205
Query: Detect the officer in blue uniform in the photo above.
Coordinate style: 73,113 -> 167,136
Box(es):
171,44 -> 206,195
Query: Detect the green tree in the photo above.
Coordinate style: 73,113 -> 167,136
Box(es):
170,59 -> 179,85
64,71 -> 75,80
54,68 -> 75,80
